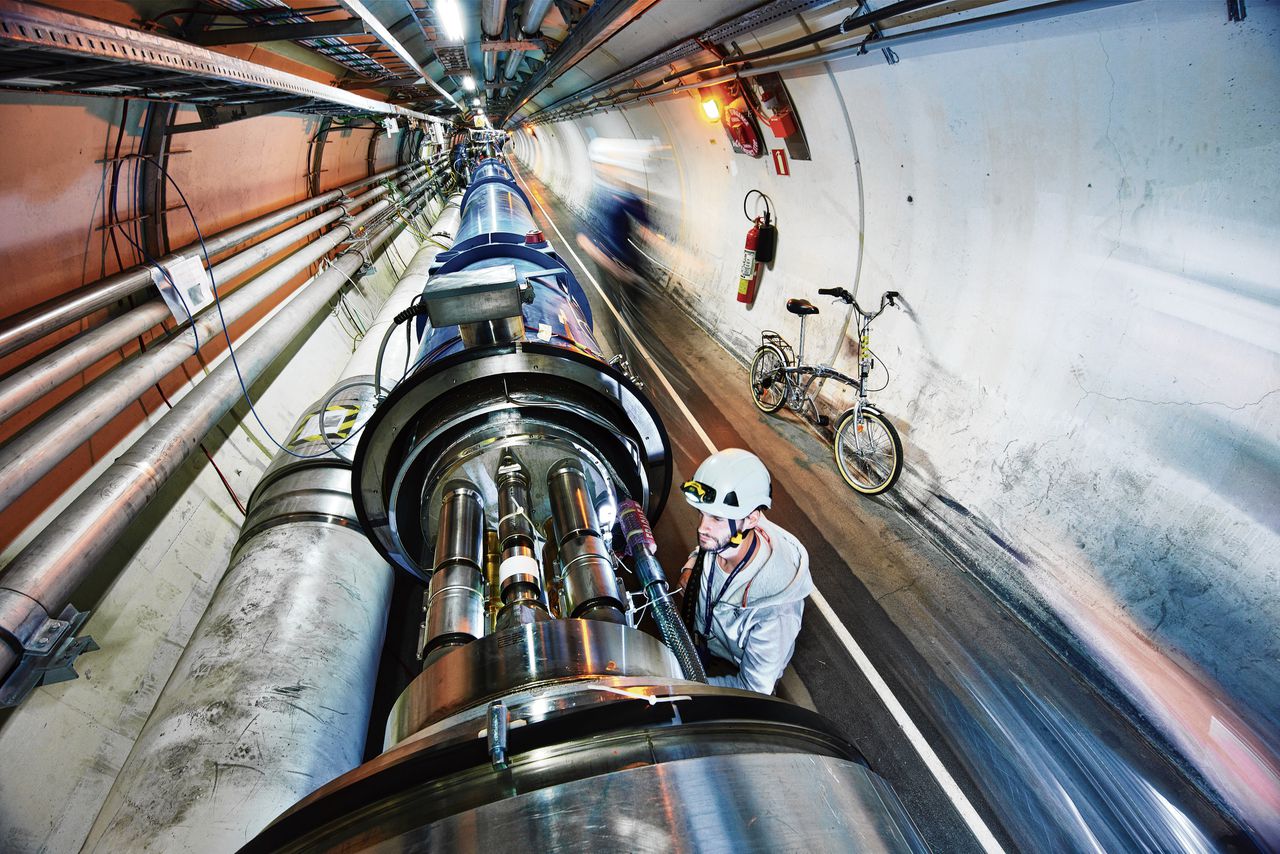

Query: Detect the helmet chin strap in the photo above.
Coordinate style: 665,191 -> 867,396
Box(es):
728,517 -> 745,546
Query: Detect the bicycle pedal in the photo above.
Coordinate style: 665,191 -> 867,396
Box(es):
814,415 -> 829,427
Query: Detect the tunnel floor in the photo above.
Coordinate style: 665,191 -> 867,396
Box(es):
508,163 -> 1251,853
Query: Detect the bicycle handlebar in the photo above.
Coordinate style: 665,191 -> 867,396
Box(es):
817,287 -> 902,319
818,287 -> 854,303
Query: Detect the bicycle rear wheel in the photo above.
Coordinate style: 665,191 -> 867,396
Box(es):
834,409 -> 903,495
750,346 -> 789,413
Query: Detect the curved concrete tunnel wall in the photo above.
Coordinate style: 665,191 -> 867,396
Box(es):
512,0 -> 1280,829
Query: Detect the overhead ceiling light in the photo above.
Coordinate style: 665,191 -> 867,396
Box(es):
437,0 -> 465,41
462,75 -> 476,91
472,97 -> 482,106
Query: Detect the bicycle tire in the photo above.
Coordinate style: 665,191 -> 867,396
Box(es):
834,408 -> 903,495
750,346 -> 789,413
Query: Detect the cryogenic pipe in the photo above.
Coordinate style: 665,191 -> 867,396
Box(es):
518,0 -> 554,36
0,164 -> 414,359
0,199 -> 425,688
84,199 -> 460,850
547,459 -> 625,622
0,190 -> 414,516
0,179 -> 407,424
494,453 -> 551,629
422,482 -> 487,662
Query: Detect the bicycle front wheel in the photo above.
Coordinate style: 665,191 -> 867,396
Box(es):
834,409 -> 903,495
749,346 -> 789,413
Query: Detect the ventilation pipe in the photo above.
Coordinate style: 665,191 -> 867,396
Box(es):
502,0 -> 555,82
83,197 -> 463,851
481,0 -> 508,85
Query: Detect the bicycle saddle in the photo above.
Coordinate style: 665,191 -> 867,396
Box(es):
786,298 -> 819,316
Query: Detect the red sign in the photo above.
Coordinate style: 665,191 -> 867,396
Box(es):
771,148 -> 789,176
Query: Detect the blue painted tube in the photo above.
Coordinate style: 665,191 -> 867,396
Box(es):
414,159 -> 602,370
453,182 -> 537,246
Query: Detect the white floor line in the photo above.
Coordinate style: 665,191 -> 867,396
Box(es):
512,163 -> 1005,854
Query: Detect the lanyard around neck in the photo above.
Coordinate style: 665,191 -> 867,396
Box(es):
701,533 -> 759,640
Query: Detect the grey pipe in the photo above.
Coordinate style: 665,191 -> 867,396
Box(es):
547,459 -> 624,622
483,49 -> 498,84
424,478 -> 488,662
502,0 -> 554,82
0,165 -> 414,360
518,0 -> 554,36
0,196 -> 417,689
0,178 -> 412,424
84,200 -> 462,849
0,187 -> 421,517
481,0 -> 508,38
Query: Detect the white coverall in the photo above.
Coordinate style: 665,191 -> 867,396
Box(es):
693,518 -> 813,694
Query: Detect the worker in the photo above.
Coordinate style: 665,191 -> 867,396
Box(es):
678,449 -> 813,695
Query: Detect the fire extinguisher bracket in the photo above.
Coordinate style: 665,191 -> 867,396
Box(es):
739,189 -> 778,306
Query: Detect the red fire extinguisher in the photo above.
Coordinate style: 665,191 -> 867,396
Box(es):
738,190 -> 776,305
738,218 -> 762,305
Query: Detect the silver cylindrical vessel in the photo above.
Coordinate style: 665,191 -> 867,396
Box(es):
423,481 -> 486,660
434,481 -> 485,571
547,459 -> 599,544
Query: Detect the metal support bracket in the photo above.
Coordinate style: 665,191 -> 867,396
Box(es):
171,98 -> 311,134
856,1 -> 899,65
0,605 -> 99,708
486,700 -> 510,769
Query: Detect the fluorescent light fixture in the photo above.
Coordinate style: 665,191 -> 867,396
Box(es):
437,0 -> 464,41
462,75 -> 476,91
472,97 -> 482,106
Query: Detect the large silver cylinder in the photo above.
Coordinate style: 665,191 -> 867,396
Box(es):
547,458 -> 600,543
422,482 -> 486,660
547,460 -> 624,620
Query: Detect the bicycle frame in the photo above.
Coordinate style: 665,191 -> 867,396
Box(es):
761,301 -> 879,424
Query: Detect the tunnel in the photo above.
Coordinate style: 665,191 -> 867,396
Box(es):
0,1 -> 1276,851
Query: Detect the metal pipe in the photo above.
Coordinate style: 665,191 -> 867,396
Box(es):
546,459 -> 624,621
503,48 -> 524,81
493,452 -> 551,629
518,0 -> 554,36
423,481 -> 486,660
0,179 -> 407,424
483,49 -> 498,84
577,0 -> 1142,118
84,198 -> 462,850
0,196 -> 418,688
501,0 -> 554,83
0,187 -> 419,517
481,0 -> 507,39
0,164 -> 413,359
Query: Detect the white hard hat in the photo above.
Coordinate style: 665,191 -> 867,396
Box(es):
681,449 -> 771,520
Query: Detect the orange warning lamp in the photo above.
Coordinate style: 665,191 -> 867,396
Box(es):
698,88 -> 720,122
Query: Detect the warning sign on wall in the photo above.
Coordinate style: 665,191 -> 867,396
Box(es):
771,149 -> 790,177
